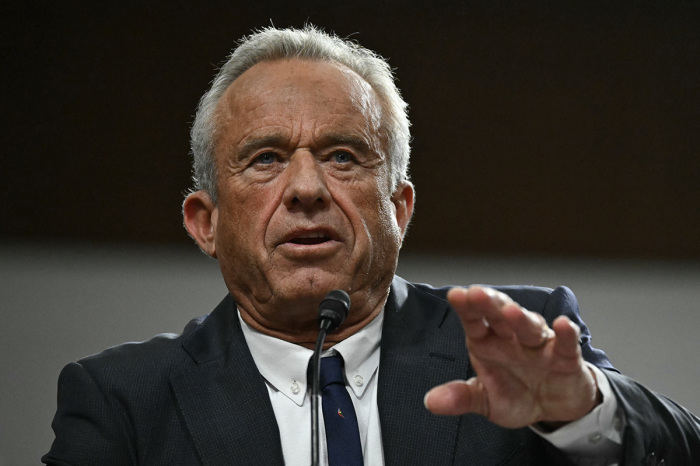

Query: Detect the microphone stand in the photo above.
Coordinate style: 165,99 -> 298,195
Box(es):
310,290 -> 350,466
311,318 -> 333,466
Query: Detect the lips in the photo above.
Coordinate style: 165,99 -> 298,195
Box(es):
290,231 -> 331,245
279,227 -> 341,247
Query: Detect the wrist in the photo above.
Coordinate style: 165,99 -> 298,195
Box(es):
537,366 -> 603,431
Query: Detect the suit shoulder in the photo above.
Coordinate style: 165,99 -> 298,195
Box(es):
405,278 -> 568,312
76,313 -> 210,387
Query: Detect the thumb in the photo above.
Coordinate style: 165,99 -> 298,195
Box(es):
424,377 -> 489,417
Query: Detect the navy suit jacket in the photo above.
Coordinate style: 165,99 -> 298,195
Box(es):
43,276 -> 700,465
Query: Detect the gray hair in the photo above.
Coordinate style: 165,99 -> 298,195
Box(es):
189,25 -> 411,202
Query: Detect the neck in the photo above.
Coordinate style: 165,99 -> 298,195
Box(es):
236,290 -> 389,349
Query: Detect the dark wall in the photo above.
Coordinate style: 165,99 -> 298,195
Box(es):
3,1 -> 699,258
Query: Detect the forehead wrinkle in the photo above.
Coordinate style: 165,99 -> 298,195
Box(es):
237,133 -> 288,157
314,131 -> 372,155
215,59 -> 386,163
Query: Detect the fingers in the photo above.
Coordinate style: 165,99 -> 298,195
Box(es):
503,303 -> 555,348
552,315 -> 581,355
549,316 -> 584,373
447,287 -> 514,339
448,286 -> 553,347
423,377 -> 489,417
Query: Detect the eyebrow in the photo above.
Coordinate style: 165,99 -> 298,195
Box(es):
236,132 -> 373,158
316,132 -> 372,154
236,134 -> 288,159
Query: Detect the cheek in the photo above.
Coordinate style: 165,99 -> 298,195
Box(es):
376,199 -> 402,248
217,183 -> 278,245
355,190 -> 402,253
353,195 -> 402,290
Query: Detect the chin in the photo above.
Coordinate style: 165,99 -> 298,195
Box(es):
274,271 -> 349,302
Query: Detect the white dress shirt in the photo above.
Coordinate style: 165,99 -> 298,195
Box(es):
533,363 -> 625,465
239,309 -> 624,465
239,310 -> 385,466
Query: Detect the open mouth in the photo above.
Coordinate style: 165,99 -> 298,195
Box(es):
289,232 -> 331,245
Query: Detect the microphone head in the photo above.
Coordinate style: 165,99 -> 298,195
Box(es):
318,290 -> 351,331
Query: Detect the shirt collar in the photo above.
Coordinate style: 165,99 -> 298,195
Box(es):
239,309 -> 383,406
331,312 -> 382,398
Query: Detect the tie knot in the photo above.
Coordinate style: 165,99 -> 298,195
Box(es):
319,355 -> 345,389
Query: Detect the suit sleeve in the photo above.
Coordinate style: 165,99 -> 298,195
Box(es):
541,285 -> 616,371
604,370 -> 700,464
42,362 -> 134,466
541,286 -> 700,463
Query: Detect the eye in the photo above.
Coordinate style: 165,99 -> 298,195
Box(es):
254,152 -> 276,165
332,151 -> 354,164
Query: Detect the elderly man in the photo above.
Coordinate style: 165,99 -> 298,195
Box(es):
43,26 -> 699,465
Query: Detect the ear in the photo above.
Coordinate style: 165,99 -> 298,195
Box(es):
391,181 -> 415,240
183,190 -> 218,258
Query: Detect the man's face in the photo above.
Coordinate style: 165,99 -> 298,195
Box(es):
188,59 -> 413,342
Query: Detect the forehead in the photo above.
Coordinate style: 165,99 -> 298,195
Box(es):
214,59 -> 382,143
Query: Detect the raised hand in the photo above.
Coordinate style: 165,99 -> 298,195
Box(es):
424,286 -> 601,429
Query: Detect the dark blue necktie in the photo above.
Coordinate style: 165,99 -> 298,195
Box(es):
320,355 -> 364,466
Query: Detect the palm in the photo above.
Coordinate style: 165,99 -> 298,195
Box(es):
425,286 -> 598,428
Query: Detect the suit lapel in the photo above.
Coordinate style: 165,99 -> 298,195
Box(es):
169,295 -> 284,466
378,277 -> 471,466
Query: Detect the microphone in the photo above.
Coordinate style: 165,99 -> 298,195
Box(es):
318,289 -> 350,331
311,290 -> 351,466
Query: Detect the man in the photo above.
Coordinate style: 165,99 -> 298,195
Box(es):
43,26 -> 699,465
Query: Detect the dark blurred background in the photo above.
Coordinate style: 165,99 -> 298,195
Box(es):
2,2 -> 700,464
3,0 -> 699,258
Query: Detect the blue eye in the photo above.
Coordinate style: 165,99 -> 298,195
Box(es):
333,151 -> 353,164
256,152 -> 276,165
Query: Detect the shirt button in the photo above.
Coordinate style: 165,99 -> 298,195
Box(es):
588,432 -> 602,444
353,375 -> 364,387
291,381 -> 300,394
613,415 -> 622,431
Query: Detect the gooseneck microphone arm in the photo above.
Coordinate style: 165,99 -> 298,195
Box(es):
311,290 -> 351,466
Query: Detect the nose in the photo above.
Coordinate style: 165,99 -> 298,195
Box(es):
282,151 -> 331,210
